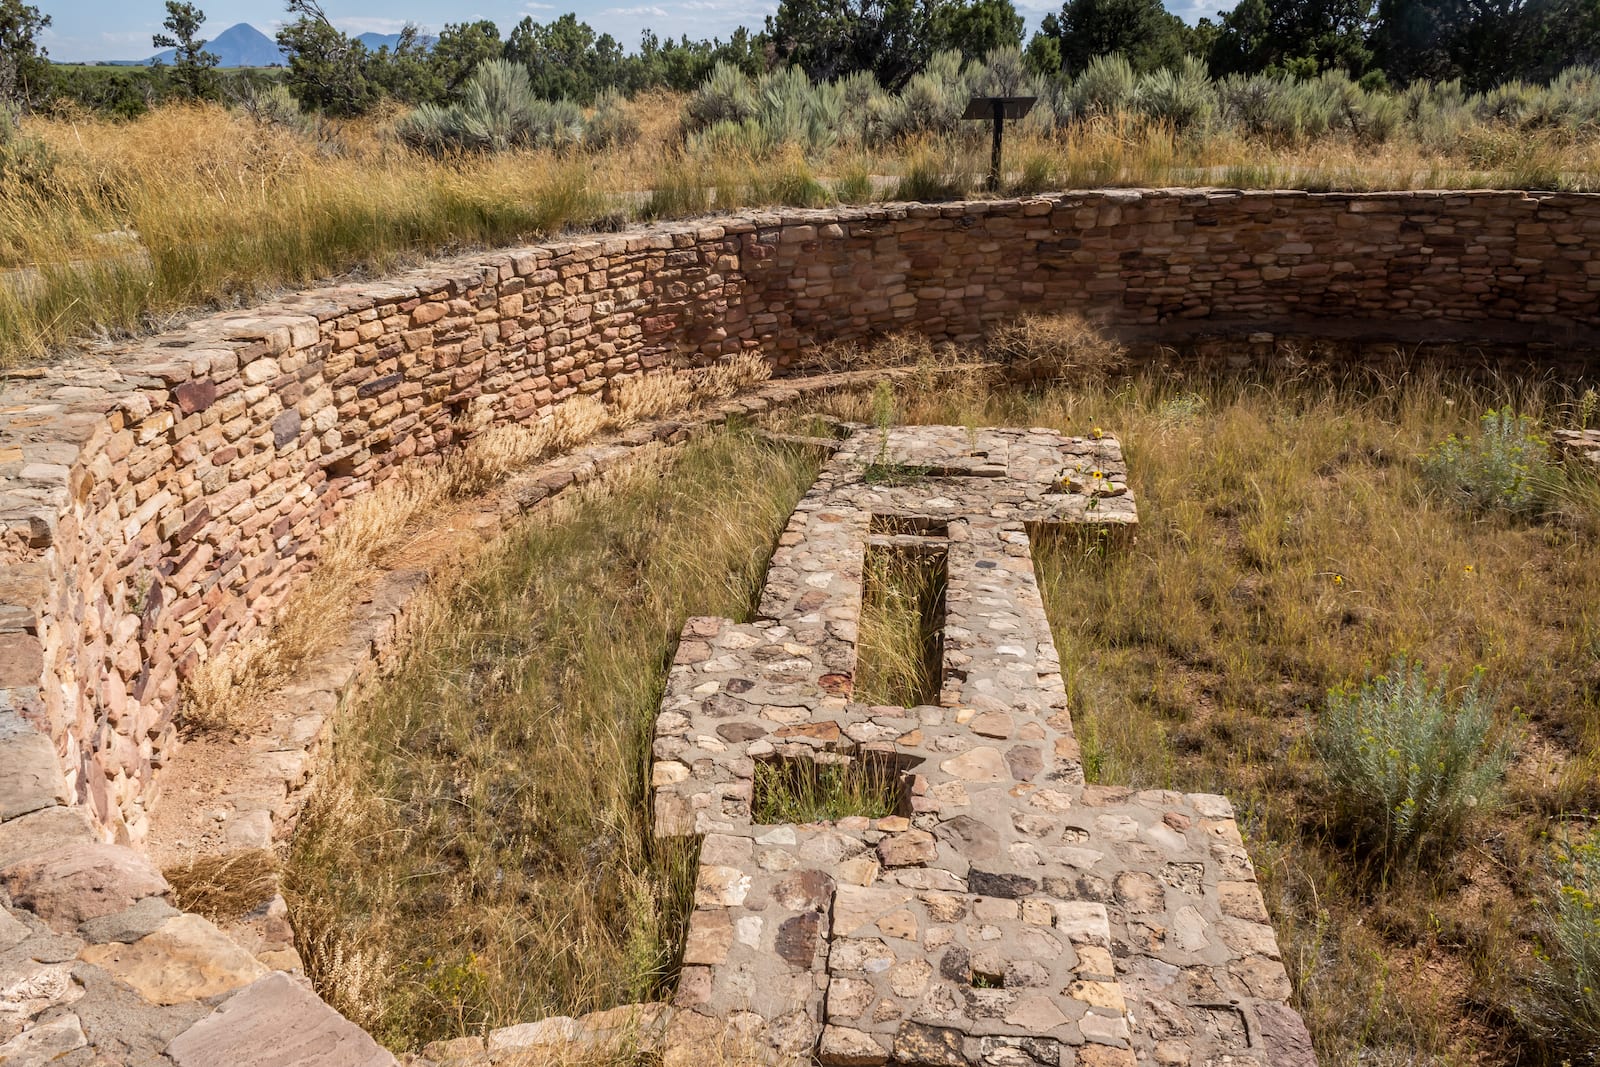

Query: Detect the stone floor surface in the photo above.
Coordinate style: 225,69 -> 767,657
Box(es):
650,424 -> 1314,1067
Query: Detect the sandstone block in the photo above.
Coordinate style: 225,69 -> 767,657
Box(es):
80,913 -> 268,1005
2,843 -> 167,931
0,731 -> 67,820
166,972 -> 396,1067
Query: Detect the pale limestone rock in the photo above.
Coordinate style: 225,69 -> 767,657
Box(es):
79,913 -> 268,1006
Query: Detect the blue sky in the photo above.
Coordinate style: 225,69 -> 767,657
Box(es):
40,0 -> 1217,63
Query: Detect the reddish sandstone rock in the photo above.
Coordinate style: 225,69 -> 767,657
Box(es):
165,972 -> 395,1067
1,842 -> 167,930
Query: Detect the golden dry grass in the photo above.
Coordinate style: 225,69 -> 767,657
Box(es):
854,546 -> 947,707
283,427 -> 822,1050
608,370 -> 694,428
8,98 -> 1600,369
163,848 -> 281,923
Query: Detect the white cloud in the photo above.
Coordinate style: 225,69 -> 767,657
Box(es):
523,1 -> 557,9
603,5 -> 670,16
332,16 -> 411,35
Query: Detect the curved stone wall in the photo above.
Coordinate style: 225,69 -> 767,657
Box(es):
1,188 -> 1598,845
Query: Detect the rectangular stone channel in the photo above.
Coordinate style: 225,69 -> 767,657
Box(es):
652,425 -> 1314,1067
856,541 -> 948,709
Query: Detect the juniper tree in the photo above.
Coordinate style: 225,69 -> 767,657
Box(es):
153,2 -> 221,101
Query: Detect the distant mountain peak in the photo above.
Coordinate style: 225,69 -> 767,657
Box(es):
147,22 -> 285,68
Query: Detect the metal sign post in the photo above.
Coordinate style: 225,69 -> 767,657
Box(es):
962,96 -> 1037,193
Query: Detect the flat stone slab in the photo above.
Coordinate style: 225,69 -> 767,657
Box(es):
0,732 -> 69,821
0,804 -> 96,869
165,972 -> 397,1067
79,913 -> 269,1006
0,842 -> 168,931
651,426 -> 1313,1067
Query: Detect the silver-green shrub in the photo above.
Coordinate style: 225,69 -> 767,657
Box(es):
1422,408 -> 1556,515
1316,657 -> 1512,864
1068,54 -> 1138,118
873,51 -> 968,144
1137,57 -> 1214,133
397,60 -> 585,155
1524,835 -> 1600,1059
584,86 -> 639,151
685,60 -> 756,129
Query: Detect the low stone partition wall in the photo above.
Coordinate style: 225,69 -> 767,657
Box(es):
2,187 -> 1598,847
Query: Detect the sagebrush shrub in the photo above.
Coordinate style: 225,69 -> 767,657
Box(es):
1524,835 -> 1600,1060
1316,657 -> 1513,865
398,60 -> 584,155
584,87 -> 639,151
1422,408 -> 1555,514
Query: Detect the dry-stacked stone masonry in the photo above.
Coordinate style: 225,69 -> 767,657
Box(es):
651,425 -> 1311,1067
0,188 -> 1591,1063
2,189 -> 1599,846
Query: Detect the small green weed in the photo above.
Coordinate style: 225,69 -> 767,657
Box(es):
832,162 -> 874,204
1523,833 -> 1600,1061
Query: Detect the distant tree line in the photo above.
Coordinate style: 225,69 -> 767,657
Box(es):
3,0 -> 1599,121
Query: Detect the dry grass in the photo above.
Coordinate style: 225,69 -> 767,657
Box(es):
180,395 -> 609,734
690,350 -> 772,401
283,427 -> 822,1050
8,98 -> 1600,369
799,347 -> 1600,1066
164,848 -> 282,924
854,546 -> 947,707
608,371 -> 694,428
987,313 -> 1129,383
751,755 -> 904,824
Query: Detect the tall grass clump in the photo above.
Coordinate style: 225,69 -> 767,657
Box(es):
1422,407 -> 1556,515
893,141 -> 973,201
752,756 -> 902,824
1524,834 -> 1600,1061
1316,656 -> 1513,867
986,313 -> 1126,382
855,548 -> 946,707
285,430 -> 822,1050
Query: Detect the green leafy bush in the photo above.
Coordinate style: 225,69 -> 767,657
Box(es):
1524,835 -> 1600,1061
1422,408 -> 1556,514
1316,657 -> 1513,865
